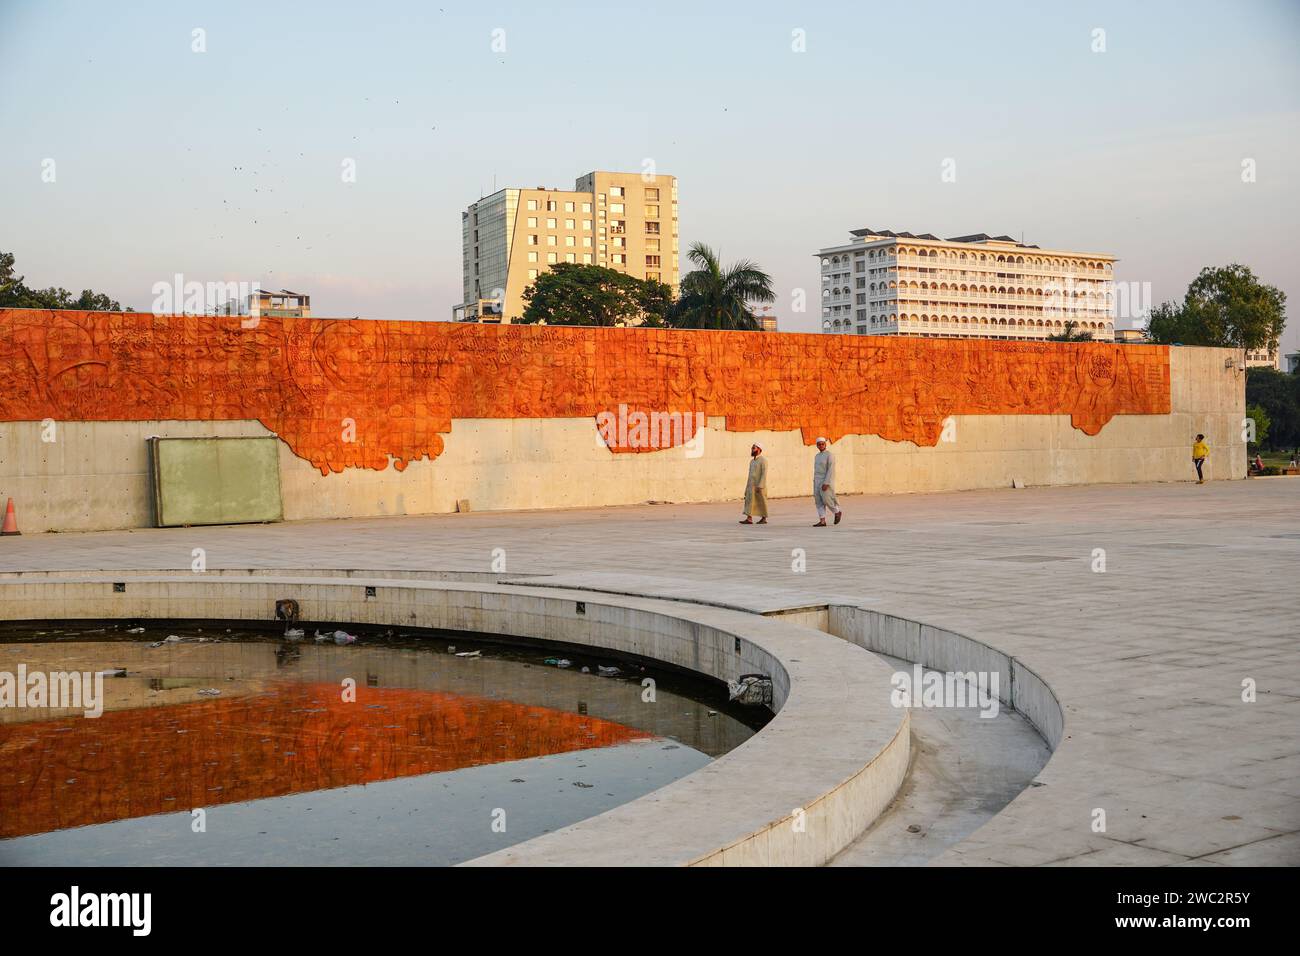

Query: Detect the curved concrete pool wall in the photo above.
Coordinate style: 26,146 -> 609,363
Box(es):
0,573 -> 910,867
828,605 -> 1064,749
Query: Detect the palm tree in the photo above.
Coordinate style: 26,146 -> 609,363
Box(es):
669,242 -> 775,330
1047,320 -> 1094,342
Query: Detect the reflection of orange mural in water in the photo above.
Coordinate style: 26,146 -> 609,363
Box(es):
0,309 -> 1170,474
0,682 -> 649,839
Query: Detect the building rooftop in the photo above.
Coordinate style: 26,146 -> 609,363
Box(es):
821,229 -> 1115,260
848,228 -> 1040,248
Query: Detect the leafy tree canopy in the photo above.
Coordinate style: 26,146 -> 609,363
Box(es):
1145,264 -> 1285,351
1245,366 -> 1300,454
518,262 -> 671,327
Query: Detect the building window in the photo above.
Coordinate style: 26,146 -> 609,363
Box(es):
583,253 -> 593,264
582,202 -> 592,213
610,202 -> 625,214
610,186 -> 624,197
610,220 -> 625,234
612,253 -> 625,264
613,236 -> 625,247
527,199 -> 538,211
645,187 -> 659,201
527,235 -> 538,245
565,219 -> 575,229
645,221 -> 660,235
546,200 -> 557,211
546,235 -> 556,246
526,217 -> 537,227
645,205 -> 659,217
564,201 -> 575,212
646,238 -> 660,251
527,252 -> 538,262
546,217 -> 557,228
582,220 -> 592,231
582,236 -> 592,247
566,253 -> 576,263
528,269 -> 538,279
547,253 -> 557,263
565,235 -> 575,247
646,255 -> 661,267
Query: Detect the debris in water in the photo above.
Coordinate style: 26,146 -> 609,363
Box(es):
544,658 -> 572,668
98,668 -> 127,678
284,627 -> 305,641
727,673 -> 773,707
455,650 -> 481,658
197,688 -> 221,697
572,781 -> 593,789
126,627 -> 145,634
333,630 -> 357,645
597,665 -> 620,677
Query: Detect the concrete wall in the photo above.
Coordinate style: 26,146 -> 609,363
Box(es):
0,346 -> 1243,533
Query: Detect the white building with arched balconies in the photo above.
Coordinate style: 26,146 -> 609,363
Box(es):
817,228 -> 1116,341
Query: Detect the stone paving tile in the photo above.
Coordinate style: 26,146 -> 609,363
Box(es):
1195,832 -> 1300,865
1042,842 -> 1189,867
1,479 -> 1296,866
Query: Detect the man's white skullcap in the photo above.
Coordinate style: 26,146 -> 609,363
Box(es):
816,436 -> 827,443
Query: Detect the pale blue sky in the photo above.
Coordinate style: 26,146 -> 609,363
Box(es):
1,0 -> 1297,354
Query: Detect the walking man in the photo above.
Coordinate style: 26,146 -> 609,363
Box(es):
812,437 -> 842,526
1192,433 -> 1209,484
740,443 -> 768,524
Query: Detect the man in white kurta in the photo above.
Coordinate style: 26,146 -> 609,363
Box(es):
741,444 -> 768,524
812,437 -> 842,526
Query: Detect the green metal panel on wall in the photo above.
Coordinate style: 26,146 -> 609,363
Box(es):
149,437 -> 283,527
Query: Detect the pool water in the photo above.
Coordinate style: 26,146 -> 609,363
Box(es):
0,621 -> 766,866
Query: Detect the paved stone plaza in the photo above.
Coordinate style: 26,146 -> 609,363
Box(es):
2,478 -> 1296,866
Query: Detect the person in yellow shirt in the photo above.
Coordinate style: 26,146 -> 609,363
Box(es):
1192,434 -> 1209,484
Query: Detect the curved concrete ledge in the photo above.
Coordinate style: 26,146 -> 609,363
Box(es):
0,572 -> 909,867
828,604 -> 1064,750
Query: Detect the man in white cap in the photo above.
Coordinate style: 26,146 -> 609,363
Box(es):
740,443 -> 768,524
812,437 -> 842,527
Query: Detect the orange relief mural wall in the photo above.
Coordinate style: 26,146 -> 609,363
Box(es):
0,309 -> 1171,474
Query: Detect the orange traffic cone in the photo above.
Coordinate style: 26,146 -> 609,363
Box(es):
1,498 -> 19,536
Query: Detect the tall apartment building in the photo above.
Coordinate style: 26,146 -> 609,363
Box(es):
817,228 -> 1116,341
454,170 -> 679,323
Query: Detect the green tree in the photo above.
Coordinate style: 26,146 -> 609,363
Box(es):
1246,366 -> 1300,455
0,251 -> 19,300
518,263 -> 671,327
0,250 -> 127,311
1046,320 -> 1094,342
1145,264 -> 1286,351
1245,404 -> 1270,449
668,242 -> 774,331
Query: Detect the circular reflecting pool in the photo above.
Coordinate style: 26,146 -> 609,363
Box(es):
0,621 -> 768,866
